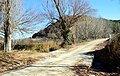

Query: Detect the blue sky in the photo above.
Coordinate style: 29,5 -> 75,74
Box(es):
24,0 -> 120,20
89,0 -> 120,20
20,0 -> 120,39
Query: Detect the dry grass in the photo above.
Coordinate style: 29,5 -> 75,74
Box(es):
37,40 -> 60,52
13,39 -> 61,52
0,51 -> 45,73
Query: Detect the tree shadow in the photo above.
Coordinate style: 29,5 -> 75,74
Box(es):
84,44 -> 120,73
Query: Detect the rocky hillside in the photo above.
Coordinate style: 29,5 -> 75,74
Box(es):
32,21 -> 62,39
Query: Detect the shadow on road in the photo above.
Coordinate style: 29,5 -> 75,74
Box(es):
85,46 -> 113,73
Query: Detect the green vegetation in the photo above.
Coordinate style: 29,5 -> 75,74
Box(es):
110,20 -> 120,34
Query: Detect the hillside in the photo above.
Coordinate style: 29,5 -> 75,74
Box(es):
110,20 -> 120,23
32,17 -> 112,41
32,22 -> 62,39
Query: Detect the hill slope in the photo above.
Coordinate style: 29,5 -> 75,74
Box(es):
32,17 -> 114,41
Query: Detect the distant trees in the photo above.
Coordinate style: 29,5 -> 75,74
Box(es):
0,0 -> 39,51
72,17 -> 112,42
41,0 -> 94,47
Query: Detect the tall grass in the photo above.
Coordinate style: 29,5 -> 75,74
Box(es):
13,38 -> 61,52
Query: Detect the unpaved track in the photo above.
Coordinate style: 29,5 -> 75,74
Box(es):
1,39 -> 107,76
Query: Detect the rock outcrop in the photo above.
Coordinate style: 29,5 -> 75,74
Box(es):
32,22 -> 62,39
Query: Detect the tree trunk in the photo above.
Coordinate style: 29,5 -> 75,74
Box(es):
4,31 -> 11,52
60,29 -> 72,47
3,0 -> 12,52
4,20 -> 12,52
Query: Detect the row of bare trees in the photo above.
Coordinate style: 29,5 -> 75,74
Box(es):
72,17 -> 112,42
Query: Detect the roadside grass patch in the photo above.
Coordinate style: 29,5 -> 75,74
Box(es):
13,39 -> 61,52
0,51 -> 44,73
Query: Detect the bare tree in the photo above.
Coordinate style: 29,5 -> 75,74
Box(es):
72,17 -> 112,41
0,0 -> 39,51
41,0 -> 94,47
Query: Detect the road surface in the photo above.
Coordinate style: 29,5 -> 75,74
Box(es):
0,39 -> 107,76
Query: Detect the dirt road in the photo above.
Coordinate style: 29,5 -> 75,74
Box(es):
0,39 -> 107,76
